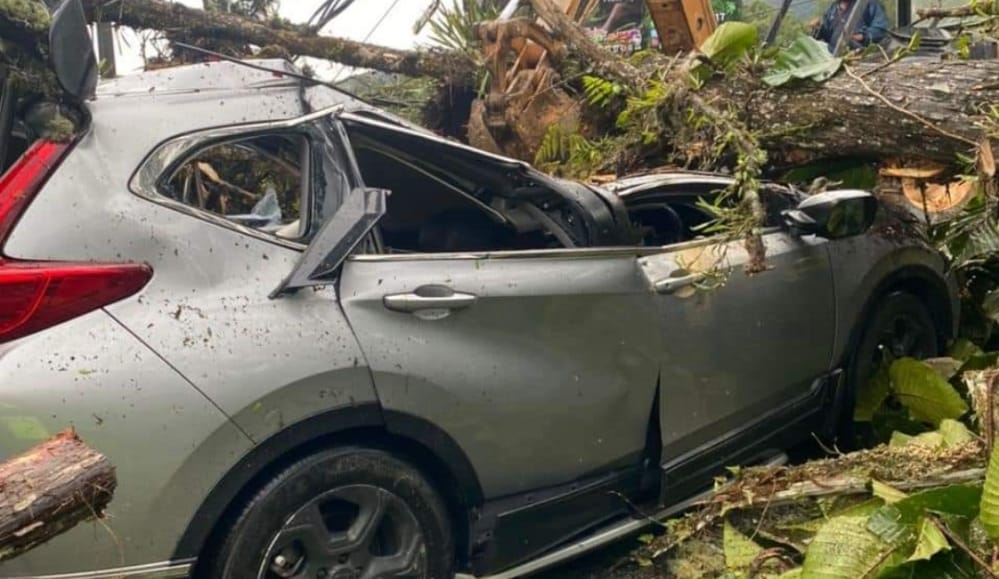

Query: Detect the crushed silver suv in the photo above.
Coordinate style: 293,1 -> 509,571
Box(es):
0,43 -> 958,579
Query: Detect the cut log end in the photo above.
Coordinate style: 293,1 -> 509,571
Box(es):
0,429 -> 116,562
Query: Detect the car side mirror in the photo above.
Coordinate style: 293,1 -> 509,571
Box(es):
47,0 -> 98,100
782,190 -> 878,239
270,187 -> 388,298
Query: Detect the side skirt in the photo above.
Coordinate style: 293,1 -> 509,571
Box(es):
8,560 -> 194,579
660,370 -> 843,506
468,462 -> 649,576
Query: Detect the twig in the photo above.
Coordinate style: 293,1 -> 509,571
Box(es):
607,490 -> 668,530
859,47 -> 912,78
750,480 -> 778,541
931,515 -> 998,578
844,64 -> 978,147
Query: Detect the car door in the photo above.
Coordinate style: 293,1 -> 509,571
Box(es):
338,249 -> 663,498
639,228 -> 837,499
324,113 -> 663,503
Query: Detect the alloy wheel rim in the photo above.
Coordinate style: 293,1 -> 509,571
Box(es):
259,484 -> 427,579
874,312 -> 933,363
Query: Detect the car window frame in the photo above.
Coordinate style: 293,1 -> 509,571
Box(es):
130,106 -> 353,250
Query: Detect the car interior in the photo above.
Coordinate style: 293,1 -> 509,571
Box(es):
154,116 -> 802,256
624,184 -> 800,247
160,134 -> 309,240
345,125 -> 585,254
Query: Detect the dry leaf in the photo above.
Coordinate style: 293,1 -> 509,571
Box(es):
979,138 -> 996,178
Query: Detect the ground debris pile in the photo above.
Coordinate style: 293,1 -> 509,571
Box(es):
625,442 -> 990,578
713,440 -> 986,509
622,349 -> 999,578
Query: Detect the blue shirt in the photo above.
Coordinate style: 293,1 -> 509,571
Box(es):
816,0 -> 890,52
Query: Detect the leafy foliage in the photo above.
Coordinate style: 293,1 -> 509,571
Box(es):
428,0 -> 499,56
699,21 -> 758,68
890,358 -> 969,427
533,124 -> 604,177
979,443 -> 999,539
763,35 -> 843,87
581,75 -> 626,108
801,516 -> 895,578
723,518 -> 763,570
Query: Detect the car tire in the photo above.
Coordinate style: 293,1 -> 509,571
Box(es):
841,291 -> 940,446
205,447 -> 455,579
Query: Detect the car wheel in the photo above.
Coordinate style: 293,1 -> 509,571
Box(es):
207,447 -> 454,579
842,291 -> 940,444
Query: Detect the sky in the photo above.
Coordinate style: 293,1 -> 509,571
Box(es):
111,0 -> 439,79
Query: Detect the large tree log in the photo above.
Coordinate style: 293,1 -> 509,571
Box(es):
0,429 -> 116,562
5,0 -> 994,166
711,60 -> 996,164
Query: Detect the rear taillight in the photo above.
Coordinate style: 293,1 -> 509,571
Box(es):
0,140 -> 152,344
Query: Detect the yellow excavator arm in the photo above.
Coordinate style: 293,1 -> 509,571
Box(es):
646,0 -> 717,53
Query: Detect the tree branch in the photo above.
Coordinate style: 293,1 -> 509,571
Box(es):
80,0 -> 477,85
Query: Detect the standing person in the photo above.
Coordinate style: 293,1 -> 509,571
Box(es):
809,0 -> 890,52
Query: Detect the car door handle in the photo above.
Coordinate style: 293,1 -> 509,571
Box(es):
383,287 -> 478,313
655,273 -> 706,295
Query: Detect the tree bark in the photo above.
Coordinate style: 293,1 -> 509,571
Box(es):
0,429 -> 116,562
703,59 -> 998,163
79,0 -> 478,86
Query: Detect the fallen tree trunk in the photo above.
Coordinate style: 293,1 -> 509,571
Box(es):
4,0 -> 993,166
711,60 -> 995,164
0,429 -> 116,562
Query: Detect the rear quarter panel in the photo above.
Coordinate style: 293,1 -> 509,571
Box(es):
0,310 -> 249,576
2,97 -> 379,573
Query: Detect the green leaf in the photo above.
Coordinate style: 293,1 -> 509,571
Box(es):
801,516 -> 896,579
938,419 -> 975,447
867,484 -> 980,562
909,431 -> 945,449
906,518 -> 950,562
866,504 -> 914,545
922,357 -> 963,381
724,519 -> 764,570
868,485 -> 981,546
949,338 -> 984,362
780,498 -> 884,533
979,443 -> 999,540
763,35 -> 843,87
855,362 -> 891,422
872,480 -> 908,504
779,569 -> 803,579
889,431 -> 913,447
878,550 -> 976,579
889,358 -> 969,426
700,22 -> 758,67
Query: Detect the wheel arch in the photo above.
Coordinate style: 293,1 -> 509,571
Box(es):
842,263 -> 958,365
177,403 -> 483,575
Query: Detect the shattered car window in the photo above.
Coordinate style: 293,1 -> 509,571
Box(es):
161,134 -> 307,239
347,130 -> 562,254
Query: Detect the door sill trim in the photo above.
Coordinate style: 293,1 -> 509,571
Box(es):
4,560 -> 194,579
456,489 -> 712,579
